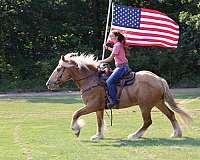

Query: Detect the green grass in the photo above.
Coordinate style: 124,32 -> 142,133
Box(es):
0,90 -> 200,160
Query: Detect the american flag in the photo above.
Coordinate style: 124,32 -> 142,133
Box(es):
110,4 -> 179,49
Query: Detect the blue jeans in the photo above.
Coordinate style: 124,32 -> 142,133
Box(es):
106,64 -> 129,104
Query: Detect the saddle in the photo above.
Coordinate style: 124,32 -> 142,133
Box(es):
98,64 -> 135,108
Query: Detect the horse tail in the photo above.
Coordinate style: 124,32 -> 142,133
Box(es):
161,78 -> 192,126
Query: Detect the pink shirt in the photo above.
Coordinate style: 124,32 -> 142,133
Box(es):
111,42 -> 128,66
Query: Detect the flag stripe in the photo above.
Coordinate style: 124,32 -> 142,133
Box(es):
141,8 -> 166,16
111,26 -> 179,39
127,43 -> 176,48
141,15 -> 178,26
126,35 -> 178,44
141,9 -> 176,22
110,4 -> 180,49
114,31 -> 178,43
126,41 -> 177,48
140,25 -> 179,35
126,37 -> 177,46
141,20 -> 179,31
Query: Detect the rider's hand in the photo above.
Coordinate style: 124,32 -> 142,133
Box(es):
97,60 -> 102,67
103,44 -> 108,50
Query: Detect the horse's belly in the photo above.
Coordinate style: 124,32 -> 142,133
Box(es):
117,85 -> 138,109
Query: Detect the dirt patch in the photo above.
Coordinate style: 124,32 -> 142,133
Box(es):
14,124 -> 33,160
0,91 -> 80,97
0,88 -> 199,98
31,125 -> 56,129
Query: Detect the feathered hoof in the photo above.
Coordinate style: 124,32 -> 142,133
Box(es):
74,130 -> 80,137
90,134 -> 104,141
170,133 -> 182,138
127,134 -> 139,141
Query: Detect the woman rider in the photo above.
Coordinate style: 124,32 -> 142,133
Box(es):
98,31 -> 129,108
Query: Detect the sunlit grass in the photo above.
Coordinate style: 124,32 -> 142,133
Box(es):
0,90 -> 199,160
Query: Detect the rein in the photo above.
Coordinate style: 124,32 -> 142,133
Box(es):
77,72 -> 100,95
58,65 -> 114,126
58,66 -> 96,85
72,70 -> 114,126
73,72 -> 97,82
105,109 -> 113,126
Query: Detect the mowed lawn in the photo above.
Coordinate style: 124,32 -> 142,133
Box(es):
0,89 -> 200,160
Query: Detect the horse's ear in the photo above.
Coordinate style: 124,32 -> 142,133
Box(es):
68,59 -> 78,68
61,55 -> 68,63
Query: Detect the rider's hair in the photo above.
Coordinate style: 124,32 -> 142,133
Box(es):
112,31 -> 128,54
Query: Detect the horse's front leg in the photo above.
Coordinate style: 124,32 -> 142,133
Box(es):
71,105 -> 98,137
70,106 -> 86,137
90,110 -> 104,141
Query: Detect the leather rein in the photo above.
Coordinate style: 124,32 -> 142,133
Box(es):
75,72 -> 99,95
58,66 -> 113,126
58,66 -> 99,95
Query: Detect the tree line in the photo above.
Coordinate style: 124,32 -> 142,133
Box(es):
0,0 -> 200,92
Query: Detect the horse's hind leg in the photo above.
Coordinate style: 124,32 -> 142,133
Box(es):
128,106 -> 152,141
156,101 -> 182,137
90,110 -> 104,141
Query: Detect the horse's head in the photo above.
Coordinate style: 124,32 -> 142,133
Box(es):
46,54 -> 77,90
46,53 -> 98,90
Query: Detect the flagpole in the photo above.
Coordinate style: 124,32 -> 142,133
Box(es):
102,0 -> 112,60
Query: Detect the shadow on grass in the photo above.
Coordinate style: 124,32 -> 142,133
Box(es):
175,95 -> 200,99
114,137 -> 200,147
0,96 -> 82,104
85,137 -> 200,147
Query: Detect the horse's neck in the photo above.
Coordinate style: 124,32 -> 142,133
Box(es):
73,69 -> 98,91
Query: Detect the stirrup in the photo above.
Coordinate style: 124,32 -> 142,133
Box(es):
107,102 -> 117,109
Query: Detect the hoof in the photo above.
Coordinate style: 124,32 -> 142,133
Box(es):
90,135 -> 104,141
171,133 -> 182,138
128,131 -> 145,141
71,124 -> 81,137
127,134 -> 139,141
74,130 -> 80,137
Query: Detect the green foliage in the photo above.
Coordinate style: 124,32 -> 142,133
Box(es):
0,0 -> 200,91
179,0 -> 200,30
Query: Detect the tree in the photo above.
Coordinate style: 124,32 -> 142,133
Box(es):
0,0 -> 200,91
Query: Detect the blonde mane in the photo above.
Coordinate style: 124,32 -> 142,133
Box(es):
62,53 -> 98,70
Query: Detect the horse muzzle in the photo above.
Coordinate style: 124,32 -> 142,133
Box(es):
46,80 -> 60,90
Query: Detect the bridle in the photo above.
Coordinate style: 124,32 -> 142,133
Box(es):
56,67 -> 71,85
57,65 -> 97,85
55,63 -> 113,126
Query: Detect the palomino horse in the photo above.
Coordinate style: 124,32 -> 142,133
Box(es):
46,53 -> 192,141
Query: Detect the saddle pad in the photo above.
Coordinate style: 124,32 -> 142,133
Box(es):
98,69 -> 135,87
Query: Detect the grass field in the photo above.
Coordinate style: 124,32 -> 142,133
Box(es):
0,89 -> 200,160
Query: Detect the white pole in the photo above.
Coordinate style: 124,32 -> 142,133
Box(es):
102,0 -> 112,60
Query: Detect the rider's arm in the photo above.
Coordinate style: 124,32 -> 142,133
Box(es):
105,46 -> 113,52
99,54 -> 115,63
98,43 -> 118,64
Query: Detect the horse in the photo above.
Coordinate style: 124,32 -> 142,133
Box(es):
46,53 -> 192,141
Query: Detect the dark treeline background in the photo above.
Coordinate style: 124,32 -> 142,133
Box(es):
0,0 -> 200,92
